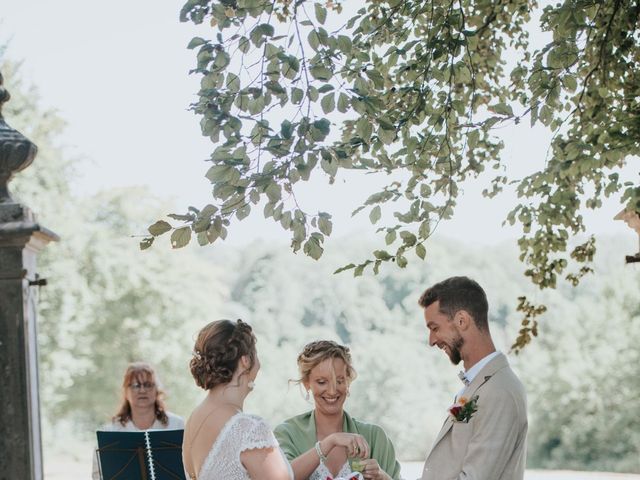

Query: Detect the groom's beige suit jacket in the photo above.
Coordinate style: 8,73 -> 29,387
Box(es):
421,353 -> 527,480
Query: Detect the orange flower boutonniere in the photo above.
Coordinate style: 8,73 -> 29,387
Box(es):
449,395 -> 479,423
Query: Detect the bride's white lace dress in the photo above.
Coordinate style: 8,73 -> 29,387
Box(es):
309,461 -> 354,480
197,412 -> 293,480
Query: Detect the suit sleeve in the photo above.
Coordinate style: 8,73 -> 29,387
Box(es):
457,388 -> 526,480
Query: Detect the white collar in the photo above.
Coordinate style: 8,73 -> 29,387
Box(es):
463,350 -> 500,384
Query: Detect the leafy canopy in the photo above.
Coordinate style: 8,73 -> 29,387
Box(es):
144,0 -> 640,349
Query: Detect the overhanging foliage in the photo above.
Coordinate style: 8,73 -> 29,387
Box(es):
143,0 -> 640,350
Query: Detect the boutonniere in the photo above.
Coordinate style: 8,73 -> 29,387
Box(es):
449,395 -> 479,423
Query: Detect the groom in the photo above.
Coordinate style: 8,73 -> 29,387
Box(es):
418,276 -> 527,480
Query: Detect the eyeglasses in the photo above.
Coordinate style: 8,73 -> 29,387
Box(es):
129,382 -> 156,391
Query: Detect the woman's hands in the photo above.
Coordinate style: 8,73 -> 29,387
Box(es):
317,433 -> 391,480
321,432 -> 370,459
357,458 -> 391,480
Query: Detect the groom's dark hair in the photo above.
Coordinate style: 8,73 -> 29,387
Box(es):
418,276 -> 489,332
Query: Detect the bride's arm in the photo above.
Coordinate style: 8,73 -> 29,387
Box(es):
288,441 -> 326,480
241,447 -> 291,480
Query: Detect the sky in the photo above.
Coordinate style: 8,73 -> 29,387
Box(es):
1,0 -> 635,249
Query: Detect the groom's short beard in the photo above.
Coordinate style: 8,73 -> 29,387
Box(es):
448,335 -> 464,365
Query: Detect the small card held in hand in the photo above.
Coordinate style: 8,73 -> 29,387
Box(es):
96,429 -> 185,480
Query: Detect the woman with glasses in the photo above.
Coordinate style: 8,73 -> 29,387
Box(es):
92,362 -> 184,479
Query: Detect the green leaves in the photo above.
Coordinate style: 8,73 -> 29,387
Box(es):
226,73 -> 240,93
148,220 -> 171,236
187,37 -> 207,49
337,36 -> 352,54
238,36 -> 251,53
282,56 -> 300,79
312,119 -> 331,139
171,227 -> 192,249
212,50 -> 230,70
173,0 -> 639,350
310,65 -> 332,81
369,205 -> 381,224
314,3 -> 327,25
139,237 -> 154,250
337,93 -> 350,113
512,297 -> 547,352
488,103 -> 514,116
308,30 -> 320,51
318,213 -> 332,235
291,87 -> 304,104
250,23 -> 275,46
303,233 -> 324,260
321,93 -> 335,114
280,120 -> 293,139
205,165 -> 240,184
356,118 -> 372,142
373,250 -> 392,260
365,69 -> 384,90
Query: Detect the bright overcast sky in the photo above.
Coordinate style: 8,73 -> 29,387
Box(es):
1,0 -> 634,247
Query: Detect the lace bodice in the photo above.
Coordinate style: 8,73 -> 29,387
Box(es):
310,461 -> 353,480
197,412 -> 292,480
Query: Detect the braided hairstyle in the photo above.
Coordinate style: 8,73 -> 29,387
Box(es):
190,319 -> 257,390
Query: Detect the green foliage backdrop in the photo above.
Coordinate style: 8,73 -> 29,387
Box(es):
3,48 -> 639,473
144,0 -> 639,351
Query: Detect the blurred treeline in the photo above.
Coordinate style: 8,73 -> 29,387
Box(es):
4,63 -> 640,473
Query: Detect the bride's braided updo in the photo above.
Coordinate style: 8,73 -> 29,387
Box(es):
190,319 -> 257,390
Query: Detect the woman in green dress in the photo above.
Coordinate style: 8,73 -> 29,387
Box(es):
274,341 -> 401,480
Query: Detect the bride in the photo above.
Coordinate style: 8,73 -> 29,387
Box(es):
182,319 -> 292,480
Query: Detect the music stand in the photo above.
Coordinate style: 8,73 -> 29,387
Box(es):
96,429 -> 185,480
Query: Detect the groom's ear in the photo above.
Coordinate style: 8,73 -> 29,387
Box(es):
455,310 -> 472,331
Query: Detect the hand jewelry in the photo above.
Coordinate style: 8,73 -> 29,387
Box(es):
315,441 -> 327,464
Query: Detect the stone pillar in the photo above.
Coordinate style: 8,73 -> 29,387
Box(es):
0,72 -> 58,480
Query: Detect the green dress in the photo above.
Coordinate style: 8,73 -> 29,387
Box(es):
274,410 -> 402,480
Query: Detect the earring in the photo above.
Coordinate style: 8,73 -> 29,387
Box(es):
305,390 -> 310,401
248,381 -> 255,390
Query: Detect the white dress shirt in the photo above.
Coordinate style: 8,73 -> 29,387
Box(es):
457,350 -> 501,399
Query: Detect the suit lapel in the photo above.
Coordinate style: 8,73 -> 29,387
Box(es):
431,415 -> 454,448
429,353 -> 510,452
461,352 -> 508,398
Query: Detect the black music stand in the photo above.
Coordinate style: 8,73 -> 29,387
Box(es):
96,429 -> 186,480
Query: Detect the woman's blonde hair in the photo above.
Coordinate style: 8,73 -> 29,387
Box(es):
295,340 -> 357,386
